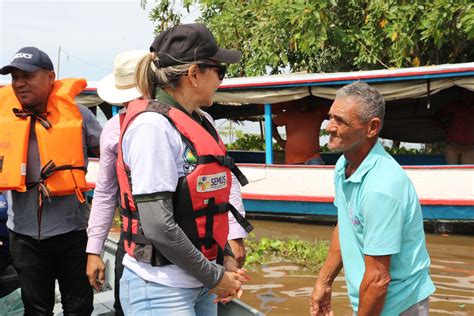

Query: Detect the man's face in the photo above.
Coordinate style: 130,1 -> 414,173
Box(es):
326,96 -> 369,153
11,68 -> 55,112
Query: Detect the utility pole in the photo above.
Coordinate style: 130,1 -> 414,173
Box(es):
57,46 -> 61,79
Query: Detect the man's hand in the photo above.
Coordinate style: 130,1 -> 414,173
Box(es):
86,253 -> 105,291
309,282 -> 334,316
228,238 -> 246,268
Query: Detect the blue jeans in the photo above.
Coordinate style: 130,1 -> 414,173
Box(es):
120,266 -> 217,316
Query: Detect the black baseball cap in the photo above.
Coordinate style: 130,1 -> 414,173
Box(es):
150,23 -> 241,68
1,47 -> 54,75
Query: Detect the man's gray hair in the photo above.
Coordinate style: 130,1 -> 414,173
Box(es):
336,81 -> 385,124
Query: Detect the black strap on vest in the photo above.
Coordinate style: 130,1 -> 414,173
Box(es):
13,108 -> 52,129
27,160 -> 87,241
197,237 -> 225,265
193,198 -> 254,252
228,204 -> 254,234
203,198 -> 221,250
216,244 -> 225,265
197,155 -> 249,186
122,193 -> 133,249
121,193 -> 152,248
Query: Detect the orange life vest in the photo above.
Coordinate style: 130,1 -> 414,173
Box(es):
0,78 -> 89,202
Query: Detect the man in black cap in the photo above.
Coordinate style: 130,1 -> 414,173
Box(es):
0,47 -> 56,114
0,47 -> 102,315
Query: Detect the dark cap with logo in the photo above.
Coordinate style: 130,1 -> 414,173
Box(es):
150,23 -> 241,68
1,47 -> 54,75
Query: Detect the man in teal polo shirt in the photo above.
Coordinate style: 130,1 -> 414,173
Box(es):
310,82 -> 435,316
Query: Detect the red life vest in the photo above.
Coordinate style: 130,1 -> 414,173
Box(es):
116,99 -> 252,266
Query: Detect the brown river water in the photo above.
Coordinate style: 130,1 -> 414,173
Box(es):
239,220 -> 474,316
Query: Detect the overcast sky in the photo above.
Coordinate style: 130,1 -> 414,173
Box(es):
0,0 -> 198,82
0,0 -> 260,135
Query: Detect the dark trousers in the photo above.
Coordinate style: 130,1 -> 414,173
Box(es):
114,236 -> 125,316
9,230 -> 93,316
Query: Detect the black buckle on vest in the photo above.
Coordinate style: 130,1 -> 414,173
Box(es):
193,200 -> 227,218
217,156 -> 235,169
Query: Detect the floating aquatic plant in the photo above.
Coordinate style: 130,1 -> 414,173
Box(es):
244,234 -> 329,272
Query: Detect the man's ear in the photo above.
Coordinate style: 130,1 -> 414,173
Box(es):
367,117 -> 381,138
48,71 -> 56,85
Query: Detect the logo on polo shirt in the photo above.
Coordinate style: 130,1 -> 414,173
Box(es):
349,207 -> 361,225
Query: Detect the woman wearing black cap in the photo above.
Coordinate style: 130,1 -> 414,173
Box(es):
115,23 -> 252,315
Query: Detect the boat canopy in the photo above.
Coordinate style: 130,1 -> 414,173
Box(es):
214,76 -> 473,105
207,63 -> 474,145
1,62 -> 472,144
70,62 -> 474,107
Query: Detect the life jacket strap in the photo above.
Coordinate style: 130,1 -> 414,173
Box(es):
197,155 -> 235,168
196,236 -> 224,265
121,194 -> 153,248
193,200 -> 228,218
192,198 -> 228,250
228,204 -> 254,234
229,165 -> 249,187
216,243 -> 224,265
193,199 -> 254,248
12,108 -> 52,129
197,155 -> 249,186
31,160 -> 87,240
122,193 -> 134,249
36,187 -> 44,241
204,198 -> 218,249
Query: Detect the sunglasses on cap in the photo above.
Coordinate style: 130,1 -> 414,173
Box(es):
198,63 -> 227,80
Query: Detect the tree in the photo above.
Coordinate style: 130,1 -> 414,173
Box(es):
142,0 -> 473,76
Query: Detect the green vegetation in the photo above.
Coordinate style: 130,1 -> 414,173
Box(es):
225,132 -> 444,155
244,235 -> 329,272
384,143 -> 445,155
225,133 -> 283,151
226,133 -> 264,151
142,0 -> 473,76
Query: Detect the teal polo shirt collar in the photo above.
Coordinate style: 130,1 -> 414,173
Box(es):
336,141 -> 385,183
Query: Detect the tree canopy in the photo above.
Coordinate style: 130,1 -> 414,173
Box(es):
143,0 -> 474,76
